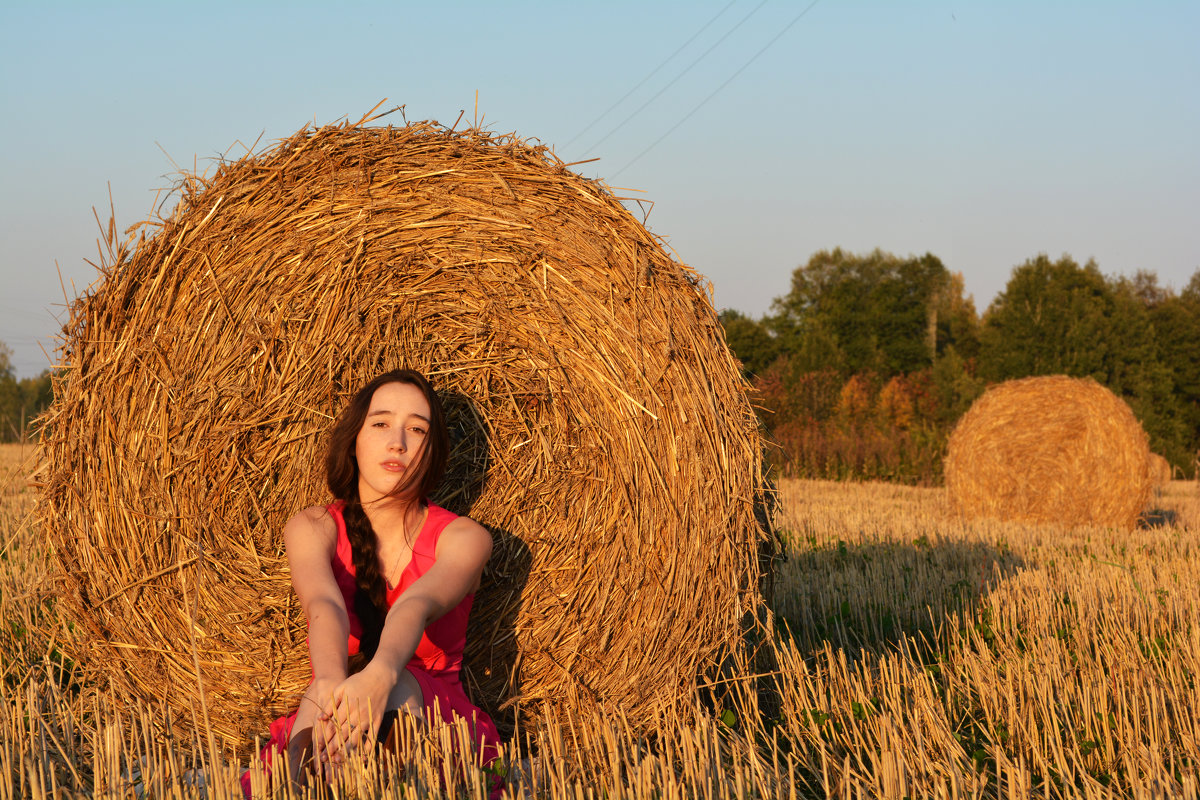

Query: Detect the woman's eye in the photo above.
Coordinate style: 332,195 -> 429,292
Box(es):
410,427 -> 427,435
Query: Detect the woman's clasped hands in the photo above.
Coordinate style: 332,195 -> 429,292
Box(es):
308,664 -> 396,775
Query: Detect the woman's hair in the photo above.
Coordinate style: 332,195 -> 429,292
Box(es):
325,369 -> 449,661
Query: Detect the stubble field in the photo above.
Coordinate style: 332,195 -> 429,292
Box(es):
2,442 -> 1198,799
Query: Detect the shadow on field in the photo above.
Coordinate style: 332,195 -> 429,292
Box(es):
1138,507 -> 1178,529
772,537 -> 1026,658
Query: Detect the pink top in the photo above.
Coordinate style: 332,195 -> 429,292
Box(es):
328,500 -> 472,682
242,500 -> 500,799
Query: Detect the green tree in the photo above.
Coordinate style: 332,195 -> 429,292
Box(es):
978,255 -> 1114,380
0,342 -> 55,443
19,370 -> 54,437
1147,268 -> 1200,470
1110,276 -> 1189,463
718,309 -> 781,379
0,342 -> 20,441
769,248 -> 968,376
930,345 -> 984,426
1185,269 -> 1200,300
933,271 -> 982,363
979,256 -> 1189,465
1128,268 -> 1172,308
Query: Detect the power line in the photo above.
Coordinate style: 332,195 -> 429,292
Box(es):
585,0 -> 770,156
563,1 -> 736,151
613,0 -> 823,179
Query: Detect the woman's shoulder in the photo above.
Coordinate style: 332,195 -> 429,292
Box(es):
437,513 -> 493,556
283,504 -> 339,549
440,512 -> 486,533
424,504 -> 487,536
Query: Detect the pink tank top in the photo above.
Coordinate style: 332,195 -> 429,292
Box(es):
327,502 -> 472,683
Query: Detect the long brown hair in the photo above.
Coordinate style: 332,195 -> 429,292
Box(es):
325,369 -> 449,659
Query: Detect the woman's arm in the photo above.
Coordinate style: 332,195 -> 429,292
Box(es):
321,517 -> 493,749
372,516 -> 493,681
282,506 -> 347,779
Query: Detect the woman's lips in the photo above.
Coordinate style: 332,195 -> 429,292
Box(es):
381,460 -> 405,472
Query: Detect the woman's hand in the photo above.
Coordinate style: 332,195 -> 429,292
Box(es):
314,662 -> 398,768
290,676 -> 341,783
303,677 -> 341,715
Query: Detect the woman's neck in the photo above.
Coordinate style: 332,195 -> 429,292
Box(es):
361,495 -> 425,545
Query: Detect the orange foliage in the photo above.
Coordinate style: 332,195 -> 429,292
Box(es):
877,376 -> 915,429
836,375 -> 872,419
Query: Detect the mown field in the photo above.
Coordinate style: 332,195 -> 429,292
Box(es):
2,442 -> 1199,799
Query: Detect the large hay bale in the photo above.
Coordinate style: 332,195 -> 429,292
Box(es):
945,376 -> 1153,529
37,116 -> 768,748
1149,453 -> 1173,487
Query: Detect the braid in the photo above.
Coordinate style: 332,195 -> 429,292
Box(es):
341,498 -> 388,661
324,368 -> 450,669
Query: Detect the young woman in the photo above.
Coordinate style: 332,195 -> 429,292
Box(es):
244,369 -> 500,794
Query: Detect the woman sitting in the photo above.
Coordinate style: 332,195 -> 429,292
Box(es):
245,369 -> 500,794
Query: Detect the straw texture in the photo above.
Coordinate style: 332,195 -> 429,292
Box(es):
1149,453 -> 1173,487
36,115 -> 768,748
945,376 -> 1153,530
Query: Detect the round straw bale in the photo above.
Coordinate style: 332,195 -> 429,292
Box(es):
37,117 -> 768,747
945,376 -> 1153,529
1149,453 -> 1172,487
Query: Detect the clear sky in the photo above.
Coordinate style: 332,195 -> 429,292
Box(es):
2,1 -> 1197,378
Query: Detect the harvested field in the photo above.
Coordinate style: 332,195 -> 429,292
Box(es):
4,443 -> 1200,798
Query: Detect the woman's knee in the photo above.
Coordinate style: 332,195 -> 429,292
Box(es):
386,668 -> 424,718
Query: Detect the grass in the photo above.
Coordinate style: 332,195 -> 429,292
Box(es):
2,442 -> 1199,798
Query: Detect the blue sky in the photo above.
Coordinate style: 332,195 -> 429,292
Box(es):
2,1 -> 1197,378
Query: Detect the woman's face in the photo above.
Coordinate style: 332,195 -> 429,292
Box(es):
354,381 -> 432,503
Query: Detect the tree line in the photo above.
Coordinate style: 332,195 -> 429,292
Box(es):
721,249 -> 1200,483
0,343 -> 53,444
4,251 -> 1197,473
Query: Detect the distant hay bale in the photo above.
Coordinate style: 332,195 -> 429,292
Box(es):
945,376 -> 1153,530
1149,453 -> 1173,487
37,115 -> 768,748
